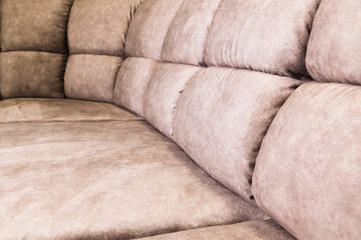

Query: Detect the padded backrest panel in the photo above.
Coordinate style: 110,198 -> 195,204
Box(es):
125,0 -> 184,61
205,0 -> 320,78
306,0 -> 361,85
64,0 -> 144,103
0,0 -> 73,99
252,82 -> 361,239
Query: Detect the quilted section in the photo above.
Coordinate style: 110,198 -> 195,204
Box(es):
173,67 -> 301,202
0,0 -> 73,53
125,0 -> 184,60
253,82 -> 361,240
161,0 -> 222,66
0,52 -> 66,99
114,57 -> 160,117
306,0 -> 361,84
144,63 -> 200,139
205,0 -> 320,77
68,0 -> 143,57
0,121 -> 267,239
65,54 -> 122,103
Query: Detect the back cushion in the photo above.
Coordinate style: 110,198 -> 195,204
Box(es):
306,0 -> 361,85
205,0 -> 320,77
65,0 -> 143,103
0,0 -> 73,98
253,82 -> 361,239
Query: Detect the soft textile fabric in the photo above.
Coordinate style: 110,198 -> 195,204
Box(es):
161,0 -> 222,66
68,0 -> 143,57
0,121 -> 267,239
0,0 -> 73,53
0,98 -> 142,123
144,63 -> 200,139
253,82 -> 361,240
64,54 -> 123,103
306,0 -> 361,85
114,57 -> 160,117
125,0 -> 184,60
205,0 -> 320,77
173,67 -> 301,203
140,220 -> 295,240
0,52 -> 66,98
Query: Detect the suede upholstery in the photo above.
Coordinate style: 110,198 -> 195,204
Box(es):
253,82 -> 361,240
1,0 -> 361,239
205,0 -> 320,77
0,98 -> 142,123
0,52 -> 66,99
140,220 -> 295,240
306,0 -> 361,85
65,54 -> 122,103
0,120 -> 267,239
173,67 -> 301,203
114,57 -> 160,117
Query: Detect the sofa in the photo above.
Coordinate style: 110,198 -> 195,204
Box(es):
0,0 -> 360,239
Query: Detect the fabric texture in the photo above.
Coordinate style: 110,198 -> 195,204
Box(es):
144,63 -> 200,139
125,0 -> 184,60
205,0 -> 320,77
253,82 -> 361,240
114,57 -> 160,117
0,98 -> 142,123
0,0 -> 73,53
0,52 -> 66,99
173,67 -> 301,203
0,121 -> 268,240
67,0 -> 143,57
161,0 -> 222,66
306,0 -> 361,85
64,54 -> 122,103
140,220 -> 295,240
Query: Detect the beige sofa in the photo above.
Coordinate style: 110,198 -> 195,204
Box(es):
0,0 -> 360,239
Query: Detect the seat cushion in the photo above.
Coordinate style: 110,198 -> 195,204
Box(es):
0,98 -> 142,123
0,120 -> 267,239
139,220 -> 295,240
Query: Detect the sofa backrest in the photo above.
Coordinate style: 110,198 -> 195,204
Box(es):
113,0 -> 321,203
0,0 -> 73,99
253,0 -> 361,239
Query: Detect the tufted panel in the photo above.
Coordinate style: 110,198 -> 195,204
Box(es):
161,0 -> 222,66
68,0 -> 143,57
253,82 -> 361,240
144,63 -> 200,139
306,0 -> 361,85
173,68 -> 301,202
125,0 -> 184,60
0,52 -> 66,99
65,54 -> 122,103
65,0 -> 144,103
114,57 -> 160,117
205,0 -> 320,78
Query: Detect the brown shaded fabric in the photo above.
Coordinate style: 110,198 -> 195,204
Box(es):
173,67 -> 301,203
64,54 -> 122,103
0,121 -> 267,239
306,0 -> 361,85
68,0 -> 143,57
125,0 -> 184,60
0,0 -> 73,53
0,51 -> 66,99
144,63 -> 200,139
114,57 -> 160,117
252,82 -> 361,240
140,220 -> 295,240
161,0 -> 222,66
0,98 -> 142,123
205,0 -> 320,77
